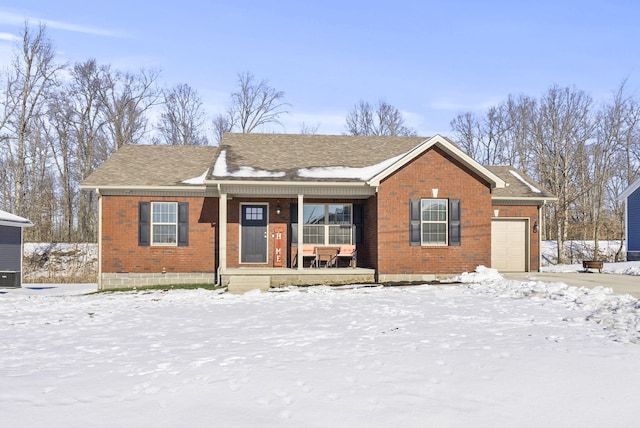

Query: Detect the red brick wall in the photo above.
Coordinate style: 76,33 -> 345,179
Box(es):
101,195 -> 216,273
493,204 -> 540,271
375,147 -> 493,275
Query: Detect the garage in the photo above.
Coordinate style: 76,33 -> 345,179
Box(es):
491,219 -> 528,272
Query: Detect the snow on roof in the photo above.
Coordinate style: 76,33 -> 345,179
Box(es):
182,169 -> 209,185
213,150 -> 286,178
212,147 -> 408,182
509,170 -> 541,193
298,152 -> 406,180
0,209 -> 33,227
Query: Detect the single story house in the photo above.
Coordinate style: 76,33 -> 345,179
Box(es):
80,134 -> 555,291
619,176 -> 640,261
0,209 -> 33,287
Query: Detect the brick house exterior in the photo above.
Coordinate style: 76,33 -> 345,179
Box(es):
81,134 -> 554,290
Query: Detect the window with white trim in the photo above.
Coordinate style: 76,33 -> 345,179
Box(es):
410,198 -> 460,247
421,199 -> 447,245
152,202 -> 177,245
303,204 -> 352,245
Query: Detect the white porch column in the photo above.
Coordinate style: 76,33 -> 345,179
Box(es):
219,192 -> 228,271
297,194 -> 304,271
97,190 -> 102,290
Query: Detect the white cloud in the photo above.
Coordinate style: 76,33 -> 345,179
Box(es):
0,32 -> 18,41
0,10 -> 127,38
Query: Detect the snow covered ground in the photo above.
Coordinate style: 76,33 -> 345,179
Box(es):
2,264 -> 640,427
22,243 -> 98,282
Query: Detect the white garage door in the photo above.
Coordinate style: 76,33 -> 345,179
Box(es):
491,220 -> 527,272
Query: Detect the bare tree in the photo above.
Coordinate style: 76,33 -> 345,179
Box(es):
596,80 -> 640,260
155,83 -> 208,145
212,113 -> 232,145
451,98 -> 535,168
0,22 -> 64,218
98,66 -> 160,152
346,100 -> 416,136
44,59 -> 109,241
44,92 -> 76,240
450,111 -> 485,160
299,122 -> 321,135
531,85 -> 594,263
502,94 -> 537,174
228,71 -> 289,133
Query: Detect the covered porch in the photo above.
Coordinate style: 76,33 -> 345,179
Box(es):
210,179 -> 377,292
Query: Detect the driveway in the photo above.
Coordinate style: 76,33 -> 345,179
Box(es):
503,271 -> 640,299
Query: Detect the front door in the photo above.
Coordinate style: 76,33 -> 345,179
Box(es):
241,204 -> 268,263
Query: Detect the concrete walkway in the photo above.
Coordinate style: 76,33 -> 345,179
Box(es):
503,271 -> 640,299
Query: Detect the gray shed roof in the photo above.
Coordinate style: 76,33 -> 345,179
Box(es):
81,145 -> 218,188
0,209 -> 33,227
486,166 -> 556,201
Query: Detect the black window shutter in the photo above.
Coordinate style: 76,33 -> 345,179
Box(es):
353,204 -> 363,244
178,202 -> 189,246
290,203 -> 298,244
449,199 -> 461,246
409,199 -> 421,246
139,202 -> 150,246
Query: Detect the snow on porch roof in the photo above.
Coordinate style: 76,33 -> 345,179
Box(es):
0,209 -> 34,228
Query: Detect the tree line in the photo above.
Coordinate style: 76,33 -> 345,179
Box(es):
0,23 -> 417,244
1,23 -> 638,264
450,83 -> 640,262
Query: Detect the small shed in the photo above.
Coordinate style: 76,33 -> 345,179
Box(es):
0,209 -> 33,287
620,177 -> 640,261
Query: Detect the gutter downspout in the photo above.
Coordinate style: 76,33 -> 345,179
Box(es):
539,200 -> 545,272
218,184 -> 228,284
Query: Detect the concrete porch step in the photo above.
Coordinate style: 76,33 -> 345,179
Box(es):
226,275 -> 271,293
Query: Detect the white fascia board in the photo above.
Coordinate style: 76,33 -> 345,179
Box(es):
367,135 -> 506,189
0,210 -> 33,227
0,220 -> 33,227
492,196 -> 558,204
79,185 -> 208,192
619,176 -> 640,201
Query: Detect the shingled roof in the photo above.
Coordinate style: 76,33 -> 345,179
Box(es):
486,166 -> 555,201
81,145 -> 218,188
81,137 -> 552,202
212,133 -> 429,181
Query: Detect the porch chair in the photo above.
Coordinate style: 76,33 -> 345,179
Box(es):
298,244 -> 318,268
335,245 -> 357,268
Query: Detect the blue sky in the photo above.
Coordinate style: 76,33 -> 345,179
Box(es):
0,0 -> 639,137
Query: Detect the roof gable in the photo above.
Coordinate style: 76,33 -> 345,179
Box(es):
367,135 -> 506,188
0,209 -> 33,227
212,133 -> 505,188
620,176 -> 640,201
